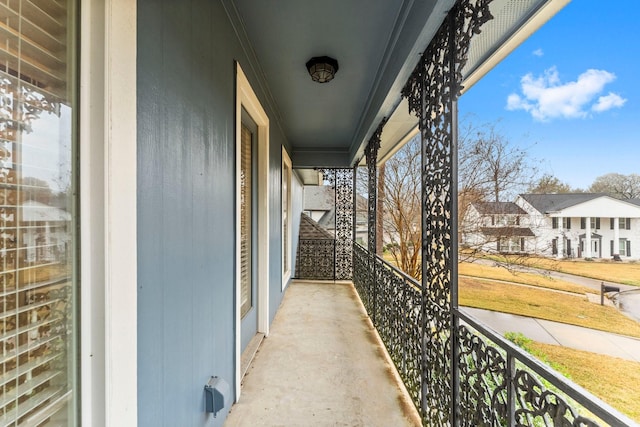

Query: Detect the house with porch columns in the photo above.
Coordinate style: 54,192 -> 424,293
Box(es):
516,193 -> 640,259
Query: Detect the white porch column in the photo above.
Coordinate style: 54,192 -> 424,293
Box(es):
585,216 -> 592,258
613,217 -> 620,256
557,216 -> 564,259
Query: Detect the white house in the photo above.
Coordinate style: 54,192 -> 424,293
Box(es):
516,193 -> 640,260
462,194 -> 640,260
462,201 -> 535,254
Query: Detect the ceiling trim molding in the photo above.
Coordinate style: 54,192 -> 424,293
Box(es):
221,0 -> 289,146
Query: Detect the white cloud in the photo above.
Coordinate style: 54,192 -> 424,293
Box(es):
506,67 -> 626,121
592,92 -> 627,112
532,48 -> 544,57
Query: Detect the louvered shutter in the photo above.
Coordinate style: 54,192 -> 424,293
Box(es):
0,1 -> 77,424
240,124 -> 253,318
627,240 -> 631,257
520,238 -> 525,252
552,218 -> 558,229
611,240 -> 614,256
566,218 -> 571,229
610,218 -> 614,229
581,217 -> 585,229
627,218 -> 631,230
596,217 -> 600,229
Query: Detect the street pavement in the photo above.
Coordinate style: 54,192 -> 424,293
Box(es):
462,306 -> 640,362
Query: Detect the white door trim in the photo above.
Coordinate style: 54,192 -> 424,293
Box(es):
81,0 -> 137,425
235,63 -> 269,402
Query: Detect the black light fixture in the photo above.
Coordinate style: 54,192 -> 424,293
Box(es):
306,56 -> 339,83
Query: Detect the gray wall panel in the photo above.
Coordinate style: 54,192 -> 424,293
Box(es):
137,0 -> 287,425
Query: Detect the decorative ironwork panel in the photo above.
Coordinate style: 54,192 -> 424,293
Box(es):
356,242 -> 628,426
295,239 -> 335,280
334,168 -> 354,280
365,118 -> 386,255
402,0 -> 492,424
513,370 -> 601,427
352,243 -> 423,411
353,243 -> 372,313
457,324 -> 509,426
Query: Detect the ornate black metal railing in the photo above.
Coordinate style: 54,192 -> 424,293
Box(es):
353,242 -> 636,427
295,238 -> 336,280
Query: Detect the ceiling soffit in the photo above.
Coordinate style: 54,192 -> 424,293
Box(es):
229,0 -> 568,169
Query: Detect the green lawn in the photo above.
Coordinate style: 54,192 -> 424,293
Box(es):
507,333 -> 640,422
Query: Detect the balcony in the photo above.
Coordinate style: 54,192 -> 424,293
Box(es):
230,236 -> 637,426
225,280 -> 421,426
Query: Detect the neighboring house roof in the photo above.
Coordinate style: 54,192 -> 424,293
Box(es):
519,193 -> 607,213
472,201 -> 526,215
304,186 -> 334,211
20,200 -> 71,222
299,213 -> 334,239
481,227 -> 535,237
628,198 -> 640,207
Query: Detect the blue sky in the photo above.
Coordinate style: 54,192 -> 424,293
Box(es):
460,1 -> 640,190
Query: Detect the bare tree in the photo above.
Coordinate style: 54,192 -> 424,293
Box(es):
459,120 -> 538,203
528,174 -> 573,194
382,136 -> 421,279
381,120 -> 540,278
457,120 -> 538,255
588,173 -> 640,199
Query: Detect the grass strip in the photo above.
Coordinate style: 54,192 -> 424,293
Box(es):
459,262 -> 592,294
484,254 -> 640,287
459,277 -> 640,339
506,333 -> 640,422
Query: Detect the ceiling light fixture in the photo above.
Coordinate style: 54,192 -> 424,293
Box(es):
306,56 -> 339,83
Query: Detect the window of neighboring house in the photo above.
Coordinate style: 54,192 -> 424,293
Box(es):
0,1 -> 78,424
282,148 -> 292,287
496,215 -> 518,226
619,217 -> 631,230
552,217 -> 558,229
563,217 -> 571,229
618,238 -> 631,257
581,217 -> 599,229
499,237 -> 522,253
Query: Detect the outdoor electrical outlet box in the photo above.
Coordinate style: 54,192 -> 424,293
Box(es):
204,376 -> 229,417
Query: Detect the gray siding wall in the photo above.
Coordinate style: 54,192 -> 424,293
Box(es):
137,1 -> 288,425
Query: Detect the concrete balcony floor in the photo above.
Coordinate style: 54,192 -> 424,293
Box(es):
225,280 -> 421,427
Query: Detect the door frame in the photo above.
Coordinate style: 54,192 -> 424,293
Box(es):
235,63 -> 269,401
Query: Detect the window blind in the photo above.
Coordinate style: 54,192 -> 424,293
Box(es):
240,124 -> 252,318
0,0 -> 76,425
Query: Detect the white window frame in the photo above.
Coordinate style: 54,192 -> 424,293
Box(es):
282,147 -> 293,288
499,237 -> 521,253
235,63 -> 270,402
619,238 -> 627,256
619,217 -> 627,229
81,0 -> 137,424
